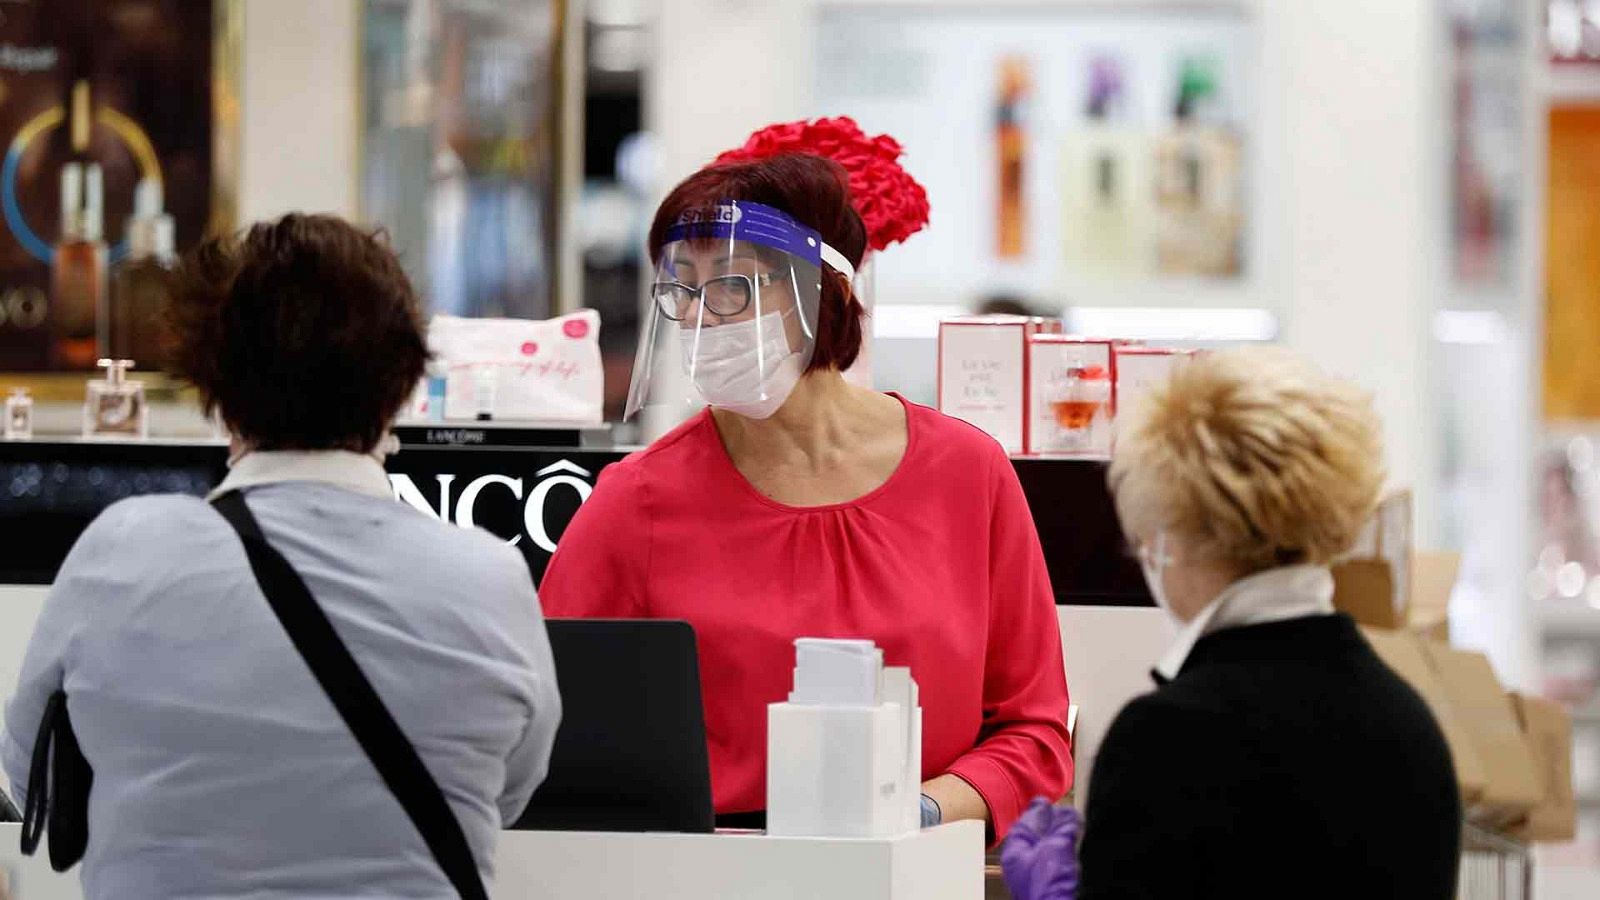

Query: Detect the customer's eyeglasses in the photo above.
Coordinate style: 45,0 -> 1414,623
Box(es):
651,271 -> 778,322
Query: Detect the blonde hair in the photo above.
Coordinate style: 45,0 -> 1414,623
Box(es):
1108,347 -> 1385,570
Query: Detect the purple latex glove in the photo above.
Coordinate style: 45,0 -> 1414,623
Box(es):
1000,798 -> 1082,900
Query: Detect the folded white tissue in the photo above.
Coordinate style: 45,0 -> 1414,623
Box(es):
766,638 -> 922,838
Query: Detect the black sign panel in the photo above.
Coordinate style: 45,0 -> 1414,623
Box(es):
0,441 -> 624,587
385,446 -> 627,585
0,441 -> 1150,606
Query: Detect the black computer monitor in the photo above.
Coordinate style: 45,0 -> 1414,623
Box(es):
511,619 -> 714,834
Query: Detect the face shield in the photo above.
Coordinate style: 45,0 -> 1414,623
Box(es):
626,200 -> 855,421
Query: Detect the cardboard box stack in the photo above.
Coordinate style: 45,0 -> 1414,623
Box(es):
1348,492 -> 1577,840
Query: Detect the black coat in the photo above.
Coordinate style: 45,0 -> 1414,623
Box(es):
1078,614 -> 1461,899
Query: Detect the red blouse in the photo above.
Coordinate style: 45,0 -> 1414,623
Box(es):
539,395 -> 1072,838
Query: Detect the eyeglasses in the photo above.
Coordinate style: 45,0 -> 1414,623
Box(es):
651,271 -> 779,321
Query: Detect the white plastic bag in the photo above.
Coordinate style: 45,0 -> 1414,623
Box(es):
428,310 -> 603,424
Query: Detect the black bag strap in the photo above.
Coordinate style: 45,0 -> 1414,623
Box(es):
18,692 -> 62,853
212,491 -> 488,900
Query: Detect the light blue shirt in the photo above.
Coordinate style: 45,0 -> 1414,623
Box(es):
2,451 -> 561,899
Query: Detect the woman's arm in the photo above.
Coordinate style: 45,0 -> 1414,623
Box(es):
1,504 -> 131,804
940,449 -> 1074,840
495,546 -> 566,825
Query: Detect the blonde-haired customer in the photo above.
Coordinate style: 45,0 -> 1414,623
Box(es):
1076,348 -> 1460,900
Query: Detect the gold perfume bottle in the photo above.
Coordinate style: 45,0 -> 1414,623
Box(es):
83,358 -> 148,439
5,387 -> 33,440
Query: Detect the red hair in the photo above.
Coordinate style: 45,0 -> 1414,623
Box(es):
648,154 -> 869,374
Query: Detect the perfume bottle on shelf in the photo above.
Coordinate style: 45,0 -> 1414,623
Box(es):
1153,57 -> 1244,277
110,178 -> 177,365
1061,56 -> 1153,277
51,161 -> 108,369
83,358 -> 147,439
5,388 -> 33,440
1046,366 -> 1112,453
995,57 -> 1032,260
50,79 -> 109,369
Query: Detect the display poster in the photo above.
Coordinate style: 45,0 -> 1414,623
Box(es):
814,7 -> 1255,305
361,0 -> 562,321
0,0 -> 222,372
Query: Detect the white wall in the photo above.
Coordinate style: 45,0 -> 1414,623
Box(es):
1266,0 -> 1442,547
238,0 -> 361,222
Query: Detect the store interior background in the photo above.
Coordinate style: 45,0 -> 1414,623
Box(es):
9,0 -> 1600,888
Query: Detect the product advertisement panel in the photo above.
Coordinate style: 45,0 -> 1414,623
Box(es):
0,0 -> 221,373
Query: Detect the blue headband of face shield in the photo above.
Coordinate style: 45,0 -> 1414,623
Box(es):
661,200 -> 856,285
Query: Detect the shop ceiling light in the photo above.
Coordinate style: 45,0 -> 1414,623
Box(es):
871,304 -> 970,340
1063,307 -> 1277,342
1432,310 -> 1509,345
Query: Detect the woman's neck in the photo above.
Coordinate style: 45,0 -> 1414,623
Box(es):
711,370 -> 891,468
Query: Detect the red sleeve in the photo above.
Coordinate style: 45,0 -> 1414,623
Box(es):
538,459 -> 650,618
944,446 -> 1075,840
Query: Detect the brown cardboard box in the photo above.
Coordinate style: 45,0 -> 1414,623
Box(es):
1360,627 -> 1488,803
1407,552 -> 1460,642
1333,491 -> 1415,628
1334,560 -> 1401,628
1421,642 -> 1543,826
1509,693 -> 1579,842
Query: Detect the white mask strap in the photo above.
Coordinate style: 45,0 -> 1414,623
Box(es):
818,241 -> 855,287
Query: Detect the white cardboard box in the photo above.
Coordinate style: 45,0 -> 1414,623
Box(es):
938,316 -> 1059,453
1027,336 -> 1115,458
1112,347 -> 1195,427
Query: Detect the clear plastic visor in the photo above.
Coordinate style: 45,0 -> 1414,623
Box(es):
626,236 -> 821,420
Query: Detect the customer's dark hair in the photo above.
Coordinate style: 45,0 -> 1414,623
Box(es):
162,213 -> 428,453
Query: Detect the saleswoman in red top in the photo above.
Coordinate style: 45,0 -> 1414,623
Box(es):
540,151 -> 1072,839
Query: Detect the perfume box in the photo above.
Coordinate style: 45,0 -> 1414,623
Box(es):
938,316 -> 1061,453
1027,337 -> 1116,458
1112,347 -> 1197,424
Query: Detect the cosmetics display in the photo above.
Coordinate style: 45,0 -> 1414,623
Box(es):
1027,337 -> 1115,458
82,358 -> 147,439
1061,57 -> 1152,277
109,178 -> 177,366
4,387 -> 32,440
938,315 -> 1063,453
1154,57 -> 1244,277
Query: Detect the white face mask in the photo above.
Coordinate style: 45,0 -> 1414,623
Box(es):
680,308 -> 803,419
1139,532 -> 1177,620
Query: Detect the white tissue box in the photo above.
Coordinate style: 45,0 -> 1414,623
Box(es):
767,702 -> 909,839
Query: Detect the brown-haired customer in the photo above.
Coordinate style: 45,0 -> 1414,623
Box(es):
2,214 -> 561,899
1077,348 -> 1460,899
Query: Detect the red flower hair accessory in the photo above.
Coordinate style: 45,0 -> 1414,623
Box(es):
713,116 -> 931,253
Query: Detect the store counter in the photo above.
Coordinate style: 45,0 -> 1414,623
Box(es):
0,822 -> 985,899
